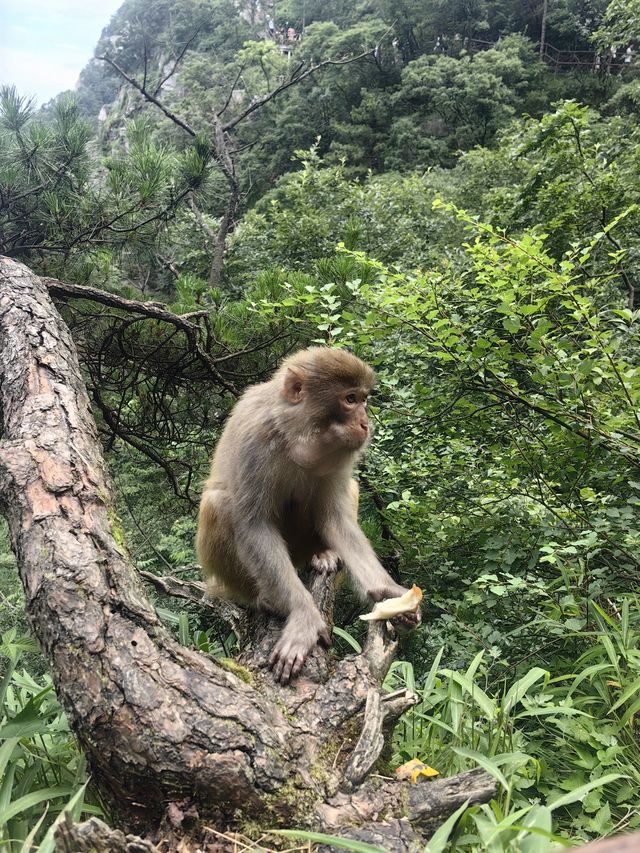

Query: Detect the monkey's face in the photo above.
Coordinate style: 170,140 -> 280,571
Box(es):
281,355 -> 375,455
324,388 -> 371,451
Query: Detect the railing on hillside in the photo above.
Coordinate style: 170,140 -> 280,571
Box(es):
441,37 -> 632,74
541,41 -> 628,72
263,26 -> 634,74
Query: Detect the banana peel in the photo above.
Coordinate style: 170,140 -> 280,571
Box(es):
395,758 -> 439,783
359,583 -> 423,621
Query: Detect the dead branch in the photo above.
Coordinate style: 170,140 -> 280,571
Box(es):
221,48 -> 375,131
44,276 -> 240,396
43,277 -> 209,327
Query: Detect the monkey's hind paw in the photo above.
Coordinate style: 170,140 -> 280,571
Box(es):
309,549 -> 340,575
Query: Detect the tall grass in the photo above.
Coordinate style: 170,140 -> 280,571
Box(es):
0,627 -> 102,852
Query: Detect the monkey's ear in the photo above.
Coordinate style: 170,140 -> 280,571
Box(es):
283,367 -> 306,404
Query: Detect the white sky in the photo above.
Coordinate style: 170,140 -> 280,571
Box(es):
0,0 -> 124,105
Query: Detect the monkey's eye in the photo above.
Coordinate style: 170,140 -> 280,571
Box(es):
345,393 -> 358,404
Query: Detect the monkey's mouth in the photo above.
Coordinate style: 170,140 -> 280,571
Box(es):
346,432 -> 370,450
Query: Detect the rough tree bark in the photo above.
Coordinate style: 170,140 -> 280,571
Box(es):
0,257 -> 495,852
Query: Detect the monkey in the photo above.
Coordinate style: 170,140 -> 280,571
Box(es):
196,347 -> 420,684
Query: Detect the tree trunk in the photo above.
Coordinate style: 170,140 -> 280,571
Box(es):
0,257 -> 495,851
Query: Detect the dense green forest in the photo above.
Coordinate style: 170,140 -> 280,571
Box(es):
1,0 -> 640,849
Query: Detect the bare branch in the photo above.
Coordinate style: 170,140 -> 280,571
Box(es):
342,688 -> 418,789
44,277 -> 205,330
140,570 -> 207,602
92,387 -> 189,500
99,54 -> 197,137
342,689 -> 384,788
153,29 -> 202,98
99,54 -> 240,287
189,194 -> 217,243
216,63 -> 246,117
222,49 -> 375,131
100,45 -> 373,289
44,277 -> 240,396
364,620 -> 399,681
142,35 -> 149,92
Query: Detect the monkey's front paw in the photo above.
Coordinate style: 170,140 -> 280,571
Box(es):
391,608 -> 422,632
369,583 -> 408,603
369,584 -> 422,632
269,619 -> 332,684
309,549 -> 340,574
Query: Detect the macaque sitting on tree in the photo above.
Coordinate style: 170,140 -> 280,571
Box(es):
196,347 -> 420,683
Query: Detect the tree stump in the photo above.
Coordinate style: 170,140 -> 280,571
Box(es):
0,257 -> 496,851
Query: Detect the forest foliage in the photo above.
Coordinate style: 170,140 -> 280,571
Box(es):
1,0 -> 640,849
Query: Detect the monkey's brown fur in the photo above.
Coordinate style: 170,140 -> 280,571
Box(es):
196,347 -> 418,683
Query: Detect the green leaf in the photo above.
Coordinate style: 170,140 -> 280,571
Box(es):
178,612 -> 190,646
0,786 -> 74,825
512,806 -> 572,851
273,829 -> 386,852
156,607 -> 180,625
333,626 -> 362,653
619,694 -> 640,727
609,675 -> 640,712
0,737 -> 19,781
548,774 -> 624,811
37,783 -> 89,853
452,747 -> 509,791
0,762 -> 16,818
17,806 -> 49,853
0,689 -> 53,739
503,668 -> 548,715
438,670 -> 496,719
0,657 -> 16,708
424,799 -> 471,853
503,316 -> 521,333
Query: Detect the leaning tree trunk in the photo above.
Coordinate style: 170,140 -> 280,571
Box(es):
0,257 -> 495,852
